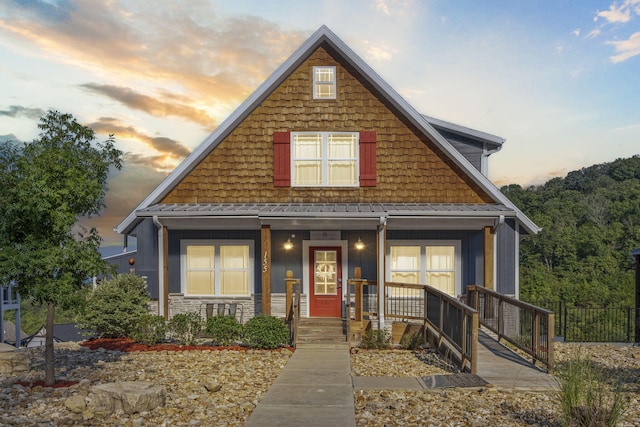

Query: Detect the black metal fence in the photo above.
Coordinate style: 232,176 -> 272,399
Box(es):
540,301 -> 637,343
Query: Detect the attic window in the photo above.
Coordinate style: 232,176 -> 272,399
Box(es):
313,66 -> 336,99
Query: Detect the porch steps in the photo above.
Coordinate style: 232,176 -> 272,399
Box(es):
296,318 -> 348,348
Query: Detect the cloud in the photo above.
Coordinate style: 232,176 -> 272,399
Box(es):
78,160 -> 168,246
0,1 -> 306,124
81,83 -> 216,127
374,0 -> 415,16
572,28 -> 581,37
596,0 -> 640,24
608,31 -> 640,62
361,40 -> 397,62
87,117 -> 191,171
0,105 -> 45,119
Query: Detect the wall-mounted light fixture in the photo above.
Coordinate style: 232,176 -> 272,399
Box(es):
355,237 -> 365,251
284,235 -> 294,251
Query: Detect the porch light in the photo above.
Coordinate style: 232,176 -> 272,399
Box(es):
355,237 -> 365,251
284,238 -> 293,251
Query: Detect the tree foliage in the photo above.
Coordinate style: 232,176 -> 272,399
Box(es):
78,274 -> 151,339
0,110 -> 122,384
503,155 -> 640,308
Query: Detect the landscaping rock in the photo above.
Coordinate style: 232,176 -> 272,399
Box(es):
90,381 -> 165,414
0,344 -> 30,375
204,380 -> 222,392
64,395 -> 86,413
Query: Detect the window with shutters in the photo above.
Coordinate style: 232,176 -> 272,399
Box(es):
292,132 -> 358,187
312,66 -> 336,99
273,131 -> 376,188
181,240 -> 254,296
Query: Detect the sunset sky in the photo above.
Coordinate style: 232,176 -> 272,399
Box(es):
1,0 -> 639,247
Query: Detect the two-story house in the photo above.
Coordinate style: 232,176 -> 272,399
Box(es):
114,26 -> 539,327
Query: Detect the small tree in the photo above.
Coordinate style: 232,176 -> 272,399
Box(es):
0,111 -> 122,385
78,274 -> 151,338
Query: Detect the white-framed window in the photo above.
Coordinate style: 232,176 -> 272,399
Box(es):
313,66 -> 336,99
181,240 -> 254,296
292,132 -> 358,186
387,241 -> 461,297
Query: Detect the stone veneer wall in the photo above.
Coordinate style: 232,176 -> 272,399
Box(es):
166,294 -> 309,323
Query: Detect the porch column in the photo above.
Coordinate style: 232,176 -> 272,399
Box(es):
153,216 -> 169,319
483,226 -> 495,290
261,225 -> 272,315
377,218 -> 387,329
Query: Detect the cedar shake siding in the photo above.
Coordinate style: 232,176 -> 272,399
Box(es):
160,45 -> 492,205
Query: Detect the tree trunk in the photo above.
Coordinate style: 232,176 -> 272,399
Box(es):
44,301 -> 55,386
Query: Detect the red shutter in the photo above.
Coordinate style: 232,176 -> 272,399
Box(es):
273,132 -> 291,187
359,131 -> 376,187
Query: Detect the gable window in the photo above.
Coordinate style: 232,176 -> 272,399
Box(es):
181,240 -> 253,296
387,241 -> 461,297
313,66 -> 336,99
292,132 -> 358,186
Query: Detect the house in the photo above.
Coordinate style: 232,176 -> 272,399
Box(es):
23,323 -> 93,348
113,26 -> 539,327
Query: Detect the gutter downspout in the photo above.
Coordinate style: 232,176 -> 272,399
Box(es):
152,216 -> 166,318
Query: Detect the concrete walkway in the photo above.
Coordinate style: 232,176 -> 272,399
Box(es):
245,331 -> 557,426
244,345 -> 356,427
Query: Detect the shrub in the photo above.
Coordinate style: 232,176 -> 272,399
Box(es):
242,316 -> 289,349
131,313 -> 167,345
77,274 -> 150,338
360,328 -> 391,349
168,312 -> 202,345
557,353 -> 627,427
205,315 -> 242,346
399,332 -> 424,350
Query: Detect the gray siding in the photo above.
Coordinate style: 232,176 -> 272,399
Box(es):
435,127 -> 484,172
496,218 -> 517,295
130,219 -> 160,299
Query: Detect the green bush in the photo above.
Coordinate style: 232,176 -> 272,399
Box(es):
131,313 -> 167,345
360,328 -> 391,349
399,332 -> 424,350
77,274 -> 150,338
242,316 -> 289,349
168,312 -> 202,345
205,315 -> 242,346
558,353 -> 627,427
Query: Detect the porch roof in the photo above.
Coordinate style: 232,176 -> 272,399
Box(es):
137,203 -> 520,232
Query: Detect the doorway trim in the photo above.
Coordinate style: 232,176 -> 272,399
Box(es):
302,239 -> 348,317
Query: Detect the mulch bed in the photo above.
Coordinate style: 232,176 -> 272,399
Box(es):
15,379 -> 79,389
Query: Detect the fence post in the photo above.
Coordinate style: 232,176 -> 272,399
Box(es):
547,312 -> 555,374
563,303 -> 568,342
285,270 -> 294,321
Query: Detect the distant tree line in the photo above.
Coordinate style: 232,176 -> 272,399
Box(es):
502,155 -> 640,308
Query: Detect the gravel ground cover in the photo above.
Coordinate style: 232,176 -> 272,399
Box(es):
352,343 -> 640,426
2,341 -> 639,426
1,342 -> 291,426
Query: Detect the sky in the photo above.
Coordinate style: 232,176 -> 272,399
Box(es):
1,0 -> 639,247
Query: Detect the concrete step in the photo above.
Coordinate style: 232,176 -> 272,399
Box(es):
295,342 -> 350,349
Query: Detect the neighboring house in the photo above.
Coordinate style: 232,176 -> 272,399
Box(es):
112,26 -> 539,326
23,323 -> 92,348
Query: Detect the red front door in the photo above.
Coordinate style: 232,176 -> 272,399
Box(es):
309,247 -> 342,317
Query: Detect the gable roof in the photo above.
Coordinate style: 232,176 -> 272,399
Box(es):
116,25 -> 539,235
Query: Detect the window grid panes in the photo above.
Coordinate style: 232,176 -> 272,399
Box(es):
388,243 -> 459,297
292,132 -> 358,186
183,242 -> 252,296
314,250 -> 338,295
313,66 -> 336,99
